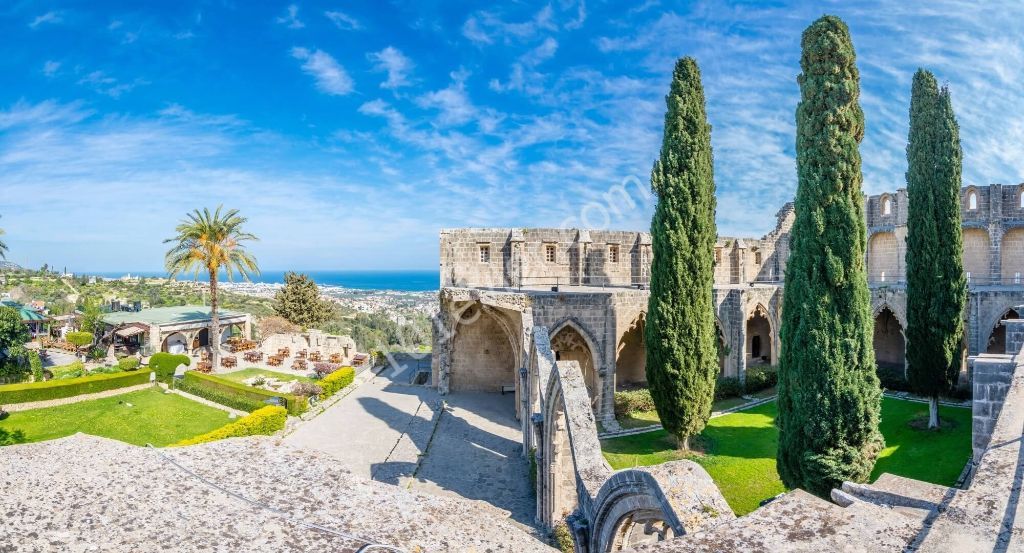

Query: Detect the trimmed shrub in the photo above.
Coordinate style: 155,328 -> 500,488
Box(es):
174,405 -> 288,446
745,367 -> 778,394
318,366 -> 355,400
176,377 -> 265,412
29,351 -> 43,382
312,362 -> 341,378
118,357 -> 140,371
180,371 -> 306,415
0,369 -> 153,404
66,331 -> 94,349
90,365 -> 122,375
614,388 -> 656,416
0,427 -> 26,446
150,352 -> 190,384
714,376 -> 744,401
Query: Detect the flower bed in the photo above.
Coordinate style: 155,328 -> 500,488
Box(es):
177,371 -> 306,415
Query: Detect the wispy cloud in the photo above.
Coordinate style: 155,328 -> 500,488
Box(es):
76,70 -> 147,98
291,47 -> 354,95
29,11 -> 62,29
462,6 -> 557,45
324,10 -> 360,31
276,4 -> 304,29
367,47 -> 414,89
42,61 -> 61,77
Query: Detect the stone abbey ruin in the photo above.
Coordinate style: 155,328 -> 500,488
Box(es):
432,183 -> 1024,551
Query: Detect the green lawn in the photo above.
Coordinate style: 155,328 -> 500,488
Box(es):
215,367 -> 315,385
0,386 -> 233,446
616,392 -> 774,429
601,398 -> 971,516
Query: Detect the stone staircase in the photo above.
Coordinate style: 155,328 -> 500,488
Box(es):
831,473 -> 955,524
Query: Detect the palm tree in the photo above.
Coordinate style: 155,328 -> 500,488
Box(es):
164,206 -> 259,369
0,215 -> 8,259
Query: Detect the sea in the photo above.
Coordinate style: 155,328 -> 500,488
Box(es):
87,269 -> 440,292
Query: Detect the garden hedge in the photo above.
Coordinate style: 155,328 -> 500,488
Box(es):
118,357 -> 141,371
174,405 -> 288,446
150,352 -> 191,384
318,366 -> 355,400
179,371 -> 306,415
0,369 -> 153,404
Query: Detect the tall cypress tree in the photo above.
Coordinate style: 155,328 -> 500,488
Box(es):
905,70 -> 966,429
644,57 -> 718,450
776,15 -> 884,497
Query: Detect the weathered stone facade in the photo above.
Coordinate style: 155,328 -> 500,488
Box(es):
434,183 -> 1024,427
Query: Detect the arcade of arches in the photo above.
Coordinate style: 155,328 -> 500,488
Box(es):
615,315 -> 646,387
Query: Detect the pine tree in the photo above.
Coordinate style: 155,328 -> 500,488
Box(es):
776,15 -> 884,497
905,69 -> 966,429
273,272 -> 334,328
644,57 -> 718,450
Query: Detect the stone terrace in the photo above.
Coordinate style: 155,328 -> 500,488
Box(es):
0,435 -> 553,552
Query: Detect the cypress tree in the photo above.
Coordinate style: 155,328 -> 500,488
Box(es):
776,15 -> 884,497
273,272 -> 334,328
644,57 -> 718,450
905,69 -> 966,429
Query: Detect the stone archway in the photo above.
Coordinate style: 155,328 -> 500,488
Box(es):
551,324 -> 598,402
194,328 -> 210,350
746,305 -> 772,366
163,332 -> 188,354
873,307 -> 905,370
543,384 -> 579,526
450,304 -> 518,392
615,314 -> 645,387
987,308 -> 1021,354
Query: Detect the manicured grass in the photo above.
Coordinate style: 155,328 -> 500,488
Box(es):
0,387 -> 232,446
215,367 -> 315,385
601,398 -> 970,516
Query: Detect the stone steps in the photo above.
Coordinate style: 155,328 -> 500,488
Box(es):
831,473 -> 955,524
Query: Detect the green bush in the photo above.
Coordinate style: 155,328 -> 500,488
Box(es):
180,371 -> 306,415
877,365 -> 911,392
118,357 -> 140,371
176,377 -> 265,412
149,352 -> 191,384
318,366 -> 355,400
745,367 -> 778,393
66,331 -> 94,348
552,522 -> 574,553
90,365 -> 123,375
614,388 -> 656,415
174,405 -> 288,446
0,369 -> 153,404
29,351 -> 43,382
715,376 -> 744,400
0,427 -> 26,446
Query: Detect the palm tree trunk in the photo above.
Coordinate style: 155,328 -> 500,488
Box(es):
209,269 -> 220,370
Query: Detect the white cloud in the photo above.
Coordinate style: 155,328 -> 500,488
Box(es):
276,5 -> 304,29
324,10 -> 361,31
77,70 -> 147,98
462,6 -> 557,45
29,11 -> 62,29
290,47 -> 354,96
367,47 -> 414,89
42,61 -> 61,77
521,37 -> 558,66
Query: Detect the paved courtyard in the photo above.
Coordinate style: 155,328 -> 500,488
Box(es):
283,361 -> 440,483
403,391 -> 535,526
283,357 -> 536,527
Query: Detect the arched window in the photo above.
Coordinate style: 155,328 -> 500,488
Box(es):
1018,186 -> 1024,209
968,190 -> 978,210
882,196 -> 891,215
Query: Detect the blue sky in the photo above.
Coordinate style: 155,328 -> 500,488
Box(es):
0,1 -> 1021,272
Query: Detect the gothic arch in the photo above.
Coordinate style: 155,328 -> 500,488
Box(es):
550,321 -> 600,402
449,303 -> 520,392
746,303 -> 774,366
615,312 -> 646,386
589,471 -> 682,552
872,301 -> 908,331
873,306 -> 906,371
986,306 -> 1022,355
